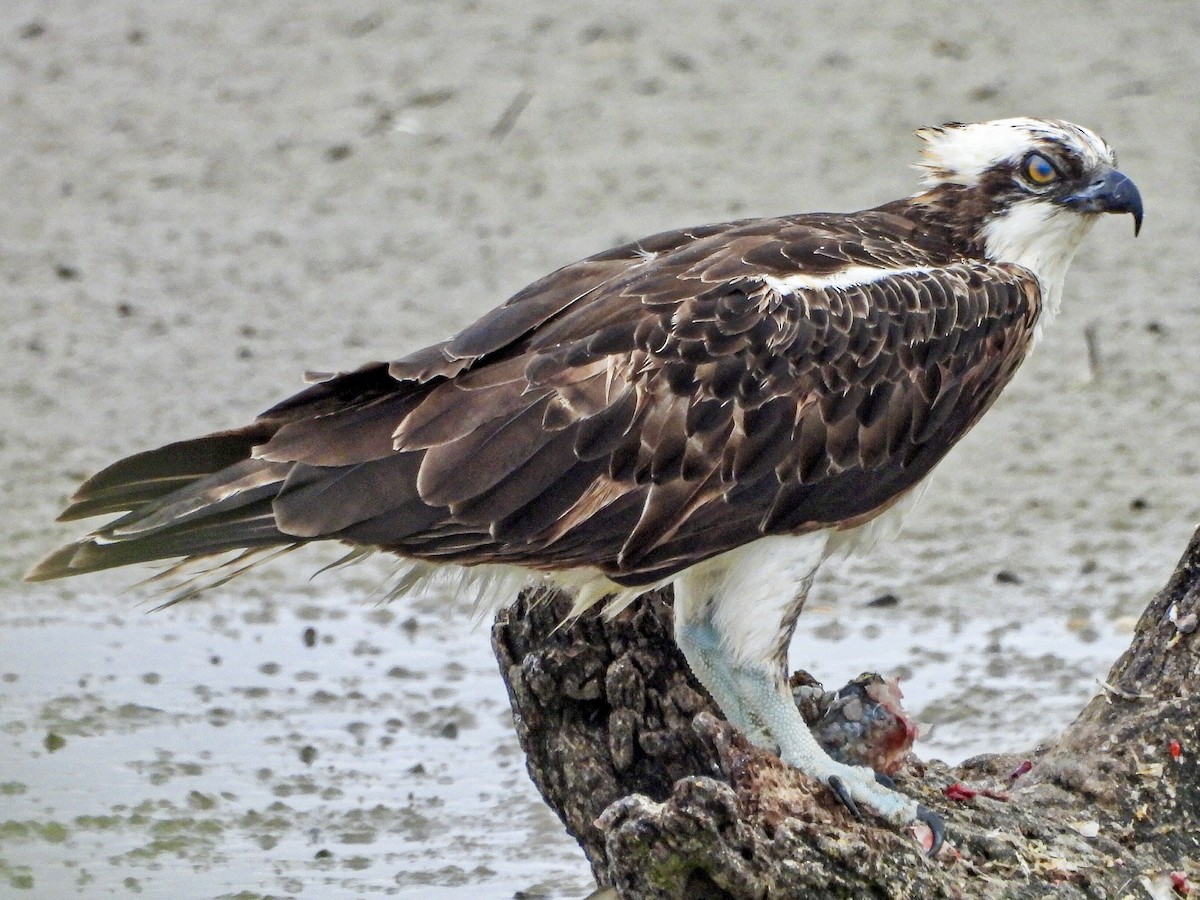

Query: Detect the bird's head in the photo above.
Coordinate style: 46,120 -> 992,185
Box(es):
915,117 -> 1142,235
914,118 -> 1142,307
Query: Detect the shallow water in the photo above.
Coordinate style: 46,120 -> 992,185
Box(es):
1,581 -> 593,897
4,0 -> 1200,896
0,557 -> 1150,897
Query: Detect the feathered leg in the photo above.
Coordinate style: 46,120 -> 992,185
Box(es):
674,617 -> 774,748
673,533 -> 943,851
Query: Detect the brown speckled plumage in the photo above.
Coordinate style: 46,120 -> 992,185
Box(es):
29,186 -> 1041,589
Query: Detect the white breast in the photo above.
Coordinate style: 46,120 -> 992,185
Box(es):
981,199 -> 1097,324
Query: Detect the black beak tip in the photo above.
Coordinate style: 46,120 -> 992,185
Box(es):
1065,168 -> 1143,237
1112,171 -> 1144,237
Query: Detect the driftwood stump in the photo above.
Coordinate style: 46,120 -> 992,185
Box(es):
492,526 -> 1200,899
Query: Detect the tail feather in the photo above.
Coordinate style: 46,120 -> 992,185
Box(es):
28,364 -> 438,589
106,459 -> 292,538
28,422 -> 299,584
28,365 -> 450,592
24,543 -> 91,582
26,503 -> 296,581
58,427 -> 274,521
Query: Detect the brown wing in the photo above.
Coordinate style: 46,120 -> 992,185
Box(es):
28,211 -> 1040,589
257,215 -> 1040,584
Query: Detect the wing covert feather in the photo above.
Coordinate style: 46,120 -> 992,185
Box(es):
264,252 -> 1039,580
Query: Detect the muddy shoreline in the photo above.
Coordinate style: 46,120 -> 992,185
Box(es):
3,2 -> 1198,896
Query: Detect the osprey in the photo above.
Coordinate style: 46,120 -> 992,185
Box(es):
28,118 -> 1142,852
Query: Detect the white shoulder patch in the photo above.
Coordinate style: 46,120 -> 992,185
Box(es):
759,265 -> 938,295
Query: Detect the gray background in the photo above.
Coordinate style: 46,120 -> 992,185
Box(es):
2,1 -> 1197,897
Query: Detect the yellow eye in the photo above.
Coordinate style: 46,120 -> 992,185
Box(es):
1024,153 -> 1058,185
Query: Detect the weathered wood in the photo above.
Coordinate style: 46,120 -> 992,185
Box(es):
493,526 -> 1200,898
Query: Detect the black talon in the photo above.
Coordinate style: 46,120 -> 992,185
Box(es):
826,775 -> 862,820
873,771 -> 897,789
916,804 -> 945,857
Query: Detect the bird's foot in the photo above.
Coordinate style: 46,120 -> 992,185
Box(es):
798,755 -> 944,856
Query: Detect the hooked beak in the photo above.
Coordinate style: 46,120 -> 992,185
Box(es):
1062,167 -> 1144,236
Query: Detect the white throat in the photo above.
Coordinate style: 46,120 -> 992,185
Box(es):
981,200 -> 1096,325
